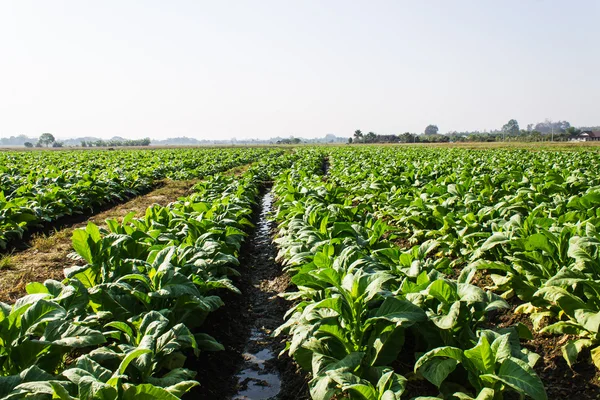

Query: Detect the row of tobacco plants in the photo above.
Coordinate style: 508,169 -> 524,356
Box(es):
327,147 -> 600,374
272,150 -> 548,399
0,150 -> 299,399
0,147 -> 274,249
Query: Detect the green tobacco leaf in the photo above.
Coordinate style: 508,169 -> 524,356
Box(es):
515,322 -> 533,340
194,333 -> 224,351
491,357 -> 547,400
464,335 -> 495,375
479,233 -> 510,253
371,326 -> 405,366
314,252 -> 332,268
25,282 -> 49,295
428,279 -> 459,303
419,358 -> 457,387
146,369 -> 197,389
453,388 -> 495,400
540,321 -> 586,336
118,348 -> 152,375
164,380 -> 199,397
85,222 -> 102,243
50,323 -> 106,348
562,339 -> 594,368
591,346 -> 600,370
344,383 -> 377,399
72,229 -> 93,264
414,346 -> 463,372
49,381 -> 73,400
73,268 -> 99,289
367,297 -> 426,326
312,297 -> 343,315
524,233 -> 554,254
20,299 -> 66,335
77,376 -> 117,400
376,370 -> 406,398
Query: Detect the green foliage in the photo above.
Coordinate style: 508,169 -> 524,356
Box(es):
0,151 -> 302,399
0,148 -> 277,249
271,150 -> 549,399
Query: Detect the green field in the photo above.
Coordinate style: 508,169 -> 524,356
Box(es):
1,145 -> 600,399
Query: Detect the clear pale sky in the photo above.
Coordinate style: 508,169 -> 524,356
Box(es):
1,1 -> 598,140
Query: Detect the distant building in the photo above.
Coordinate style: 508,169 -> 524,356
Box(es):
572,131 -> 600,141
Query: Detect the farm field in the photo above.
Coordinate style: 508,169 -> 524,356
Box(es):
0,148 -> 273,250
1,145 -> 600,399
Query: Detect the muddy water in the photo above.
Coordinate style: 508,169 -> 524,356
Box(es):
232,190 -> 283,400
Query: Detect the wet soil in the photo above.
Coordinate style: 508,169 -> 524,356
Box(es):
321,157 -> 330,178
187,188 -> 308,400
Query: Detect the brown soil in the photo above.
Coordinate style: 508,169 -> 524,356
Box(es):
0,179 -> 197,303
470,269 -> 494,288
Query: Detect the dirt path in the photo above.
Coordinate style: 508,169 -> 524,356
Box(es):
188,188 -> 308,400
0,179 -> 197,303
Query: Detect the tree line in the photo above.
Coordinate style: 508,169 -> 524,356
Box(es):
80,138 -> 151,147
22,134 -> 151,148
350,126 -> 449,144
350,120 -> 598,144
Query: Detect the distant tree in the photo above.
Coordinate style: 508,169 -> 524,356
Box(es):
24,142 -> 33,148
502,119 -> 520,136
526,123 -> 534,132
348,137 -> 353,144
534,119 -> 571,134
35,141 -> 42,148
81,141 -> 87,147
353,130 -> 363,143
365,132 -> 377,143
52,141 -> 63,148
424,125 -> 439,135
38,133 -> 55,147
565,127 -> 581,137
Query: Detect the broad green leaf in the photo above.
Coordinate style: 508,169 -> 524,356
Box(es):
562,339 -> 594,368
493,357 -> 547,400
117,348 -> 152,375
419,358 -> 458,387
464,336 -> 495,374
72,229 -> 93,264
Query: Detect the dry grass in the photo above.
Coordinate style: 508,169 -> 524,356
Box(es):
0,255 -> 14,270
223,162 -> 255,177
30,229 -> 73,252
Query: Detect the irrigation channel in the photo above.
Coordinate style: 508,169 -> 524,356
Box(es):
189,187 -> 307,400
231,189 -> 282,399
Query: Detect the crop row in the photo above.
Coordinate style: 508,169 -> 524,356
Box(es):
0,150 -> 302,399
0,148 -> 277,249
326,147 -> 600,372
272,150 -> 547,399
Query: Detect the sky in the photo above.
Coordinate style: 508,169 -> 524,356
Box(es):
0,1 -> 599,140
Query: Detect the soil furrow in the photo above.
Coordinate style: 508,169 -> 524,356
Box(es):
0,179 -> 197,303
188,187 -> 308,400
